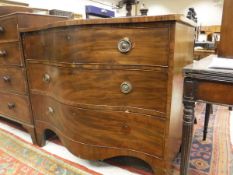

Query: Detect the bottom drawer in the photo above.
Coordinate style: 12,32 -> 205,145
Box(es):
31,94 -> 166,158
0,92 -> 32,124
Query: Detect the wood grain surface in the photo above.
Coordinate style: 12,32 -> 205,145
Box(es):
23,26 -> 169,66
20,14 -> 196,33
0,41 -> 22,66
0,16 -> 18,42
27,62 -> 168,116
0,91 -> 32,124
31,93 -> 166,158
0,6 -> 32,16
0,66 -> 27,94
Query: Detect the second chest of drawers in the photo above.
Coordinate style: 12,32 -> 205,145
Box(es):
0,12 -> 66,144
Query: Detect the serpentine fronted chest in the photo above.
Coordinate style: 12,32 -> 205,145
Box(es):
21,15 -> 195,174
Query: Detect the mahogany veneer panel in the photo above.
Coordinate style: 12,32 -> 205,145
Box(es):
23,26 -> 169,66
0,91 -> 32,124
0,66 -> 27,94
0,16 -> 18,42
31,94 -> 166,158
28,63 -> 168,115
0,42 -> 22,66
196,80 -> 233,104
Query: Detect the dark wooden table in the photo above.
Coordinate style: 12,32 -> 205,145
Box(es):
180,55 -> 233,175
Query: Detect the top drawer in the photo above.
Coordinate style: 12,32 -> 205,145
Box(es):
22,27 -> 169,66
0,16 -> 18,42
0,42 -> 22,66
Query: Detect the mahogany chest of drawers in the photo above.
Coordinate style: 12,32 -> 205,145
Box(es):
0,12 -> 66,143
21,15 -> 195,174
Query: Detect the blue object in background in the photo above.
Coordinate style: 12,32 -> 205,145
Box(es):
85,5 -> 115,18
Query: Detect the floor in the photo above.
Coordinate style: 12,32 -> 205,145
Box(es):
231,110 -> 233,145
0,107 -> 232,175
0,119 -> 142,175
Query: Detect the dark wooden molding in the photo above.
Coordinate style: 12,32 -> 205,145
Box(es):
184,55 -> 233,83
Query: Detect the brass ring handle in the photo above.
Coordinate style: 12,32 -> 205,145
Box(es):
118,37 -> 132,53
0,26 -> 4,33
48,107 -> 54,114
3,75 -> 11,82
43,73 -> 50,83
8,103 -> 15,109
0,50 -> 7,57
120,81 -> 133,94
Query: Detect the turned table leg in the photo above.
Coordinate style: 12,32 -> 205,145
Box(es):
180,78 -> 196,175
203,103 -> 211,141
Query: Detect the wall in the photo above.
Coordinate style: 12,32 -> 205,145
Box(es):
14,0 -> 223,26
13,0 -> 117,18
117,0 -> 224,26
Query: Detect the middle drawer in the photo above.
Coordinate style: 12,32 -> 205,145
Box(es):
28,63 -> 168,116
0,66 -> 27,94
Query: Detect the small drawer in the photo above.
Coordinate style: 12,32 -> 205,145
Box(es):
0,16 -> 18,42
31,94 -> 165,158
0,67 -> 27,94
0,92 -> 32,124
22,26 -> 169,66
0,42 -> 22,66
28,63 -> 168,116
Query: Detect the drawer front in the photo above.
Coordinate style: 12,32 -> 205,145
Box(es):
28,63 -> 168,115
0,42 -> 22,66
0,67 -> 27,94
0,16 -> 18,42
32,94 -> 165,158
23,27 -> 169,66
0,92 -> 32,124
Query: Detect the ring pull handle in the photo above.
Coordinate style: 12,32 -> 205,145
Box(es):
0,26 -> 4,33
0,50 -> 7,57
43,73 -> 51,83
120,81 -> 133,94
8,103 -> 15,110
48,107 -> 54,114
118,37 -> 133,53
3,75 -> 11,83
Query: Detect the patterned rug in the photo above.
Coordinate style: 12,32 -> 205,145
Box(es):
172,104 -> 233,175
0,127 -> 101,175
0,104 -> 232,175
105,104 -> 233,175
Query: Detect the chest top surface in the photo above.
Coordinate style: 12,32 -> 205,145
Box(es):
20,14 -> 196,33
